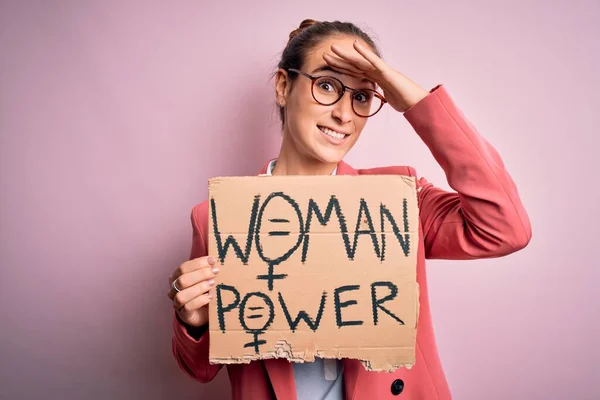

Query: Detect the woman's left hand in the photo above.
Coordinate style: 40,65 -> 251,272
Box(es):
324,40 -> 430,113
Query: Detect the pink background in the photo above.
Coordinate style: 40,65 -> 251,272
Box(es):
1,1 -> 598,399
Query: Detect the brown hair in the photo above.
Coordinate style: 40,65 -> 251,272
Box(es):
276,19 -> 381,127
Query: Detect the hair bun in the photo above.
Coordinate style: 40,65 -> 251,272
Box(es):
288,19 -> 319,42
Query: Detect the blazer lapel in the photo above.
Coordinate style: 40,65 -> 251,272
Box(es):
336,160 -> 359,176
264,359 -> 297,400
258,159 -> 271,175
342,359 -> 364,400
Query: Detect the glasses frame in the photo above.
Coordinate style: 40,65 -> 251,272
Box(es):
287,68 -> 387,118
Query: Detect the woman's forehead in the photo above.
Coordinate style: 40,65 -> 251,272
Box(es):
302,36 -> 375,87
306,36 -> 362,65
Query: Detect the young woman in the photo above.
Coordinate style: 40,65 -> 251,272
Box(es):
167,19 -> 531,400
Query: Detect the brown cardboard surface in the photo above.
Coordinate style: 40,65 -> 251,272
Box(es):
207,175 -> 420,372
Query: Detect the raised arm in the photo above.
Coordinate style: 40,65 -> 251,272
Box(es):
404,85 -> 531,259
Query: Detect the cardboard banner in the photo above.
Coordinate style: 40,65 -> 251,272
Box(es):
207,175 -> 420,372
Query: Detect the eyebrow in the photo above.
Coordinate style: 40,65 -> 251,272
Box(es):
310,65 -> 376,89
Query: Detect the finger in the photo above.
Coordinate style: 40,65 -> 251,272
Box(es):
169,256 -> 217,285
178,263 -> 219,290
177,292 -> 212,314
330,43 -> 374,72
352,40 -> 386,70
173,278 -> 215,310
322,53 -> 365,77
168,266 -> 219,300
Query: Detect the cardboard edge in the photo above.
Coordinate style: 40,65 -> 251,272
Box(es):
415,282 -> 420,329
361,360 -> 415,372
208,174 -> 417,182
209,357 -> 415,373
400,174 -> 417,189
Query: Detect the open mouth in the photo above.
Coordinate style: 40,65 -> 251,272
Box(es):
318,125 -> 350,140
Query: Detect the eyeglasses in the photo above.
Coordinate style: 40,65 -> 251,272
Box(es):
287,68 -> 387,118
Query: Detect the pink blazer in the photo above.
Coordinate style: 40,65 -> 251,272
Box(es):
171,85 -> 532,399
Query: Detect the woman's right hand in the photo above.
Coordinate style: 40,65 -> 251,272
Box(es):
167,256 -> 219,327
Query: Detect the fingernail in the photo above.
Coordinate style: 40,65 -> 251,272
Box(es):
208,279 -> 215,287
207,257 -> 215,265
212,267 -> 220,275
207,293 -> 213,299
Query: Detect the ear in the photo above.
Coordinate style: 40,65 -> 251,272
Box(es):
275,68 -> 290,107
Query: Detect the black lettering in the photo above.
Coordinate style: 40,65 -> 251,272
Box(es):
380,199 -> 411,260
333,285 -> 363,327
302,196 -> 349,262
351,198 -> 381,260
215,284 -> 240,332
239,292 -> 275,353
239,292 -> 275,332
302,196 -> 382,262
255,192 -> 304,290
278,291 -> 327,332
211,195 -> 260,264
370,281 -> 404,325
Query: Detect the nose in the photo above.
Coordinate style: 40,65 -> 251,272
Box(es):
331,91 -> 354,124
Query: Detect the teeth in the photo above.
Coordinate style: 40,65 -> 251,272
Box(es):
319,126 -> 345,139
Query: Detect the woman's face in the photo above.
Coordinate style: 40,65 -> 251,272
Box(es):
276,35 -> 377,165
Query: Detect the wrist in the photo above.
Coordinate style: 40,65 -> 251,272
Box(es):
403,88 -> 430,113
176,313 -> 208,340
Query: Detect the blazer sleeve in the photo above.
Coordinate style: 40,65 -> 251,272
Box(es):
403,85 -> 532,259
171,202 -> 223,382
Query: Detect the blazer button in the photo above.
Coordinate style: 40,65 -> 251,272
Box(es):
391,379 -> 404,395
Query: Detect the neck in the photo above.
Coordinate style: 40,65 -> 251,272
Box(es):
272,134 -> 337,176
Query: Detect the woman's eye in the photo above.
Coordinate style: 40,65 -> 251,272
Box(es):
354,91 -> 370,103
318,80 -> 336,92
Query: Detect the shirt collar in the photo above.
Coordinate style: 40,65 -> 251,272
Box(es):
266,159 -> 338,176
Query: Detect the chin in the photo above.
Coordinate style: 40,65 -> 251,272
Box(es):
312,146 -> 348,165
310,125 -> 357,165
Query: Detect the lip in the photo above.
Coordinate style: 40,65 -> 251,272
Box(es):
318,125 -> 351,136
317,125 -> 350,146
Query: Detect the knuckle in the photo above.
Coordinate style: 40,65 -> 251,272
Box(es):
200,281 -> 211,293
172,267 -> 183,279
184,257 -> 205,272
197,299 -> 208,309
173,293 -> 184,308
203,268 -> 215,279
194,296 -> 208,309
175,276 -> 186,289
194,256 -> 205,265
199,256 -> 211,269
178,261 -> 189,274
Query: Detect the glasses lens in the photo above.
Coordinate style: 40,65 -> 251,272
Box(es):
352,90 -> 383,117
312,76 -> 383,117
312,76 -> 344,105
